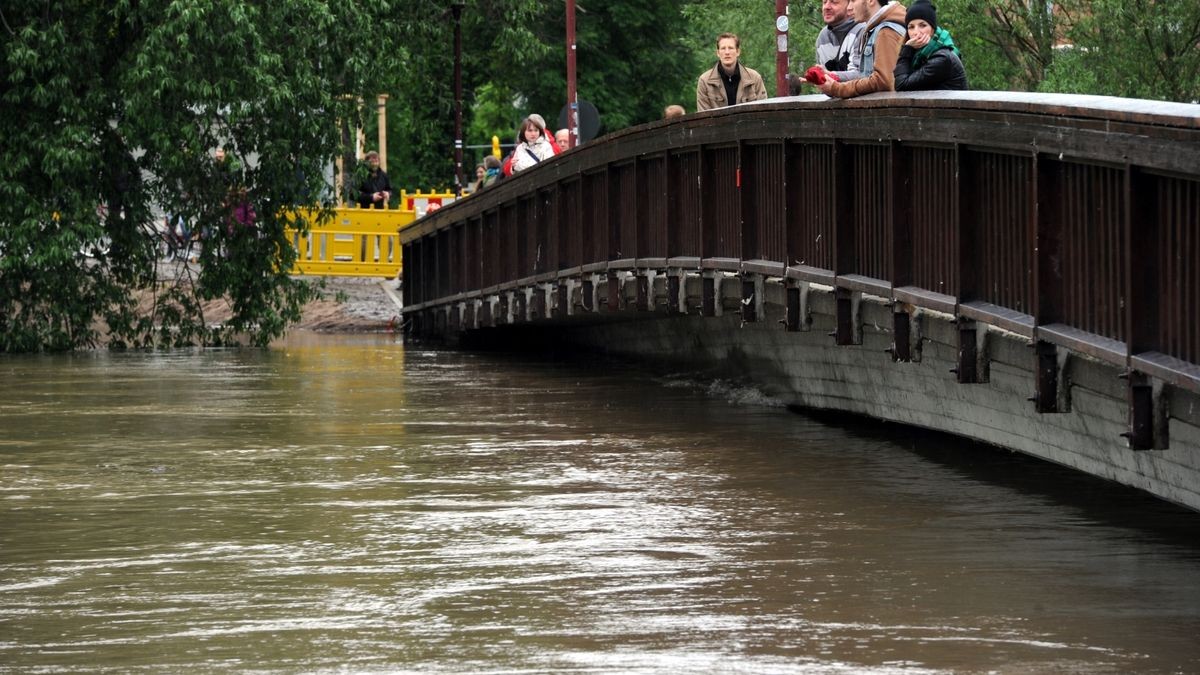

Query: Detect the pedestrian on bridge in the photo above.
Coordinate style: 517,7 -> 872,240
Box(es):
893,0 -> 969,91
817,0 -> 907,99
510,115 -> 557,174
787,0 -> 866,94
696,33 -> 767,112
483,155 -> 502,187
817,0 -> 865,79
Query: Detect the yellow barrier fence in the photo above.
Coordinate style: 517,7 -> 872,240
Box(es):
284,190 -> 456,278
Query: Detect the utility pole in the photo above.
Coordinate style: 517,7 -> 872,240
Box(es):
452,1 -> 465,195
566,0 -> 578,148
775,1 -> 789,97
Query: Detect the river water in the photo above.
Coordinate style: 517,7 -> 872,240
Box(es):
1,334 -> 1198,673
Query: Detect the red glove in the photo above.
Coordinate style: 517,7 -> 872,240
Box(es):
804,66 -> 839,85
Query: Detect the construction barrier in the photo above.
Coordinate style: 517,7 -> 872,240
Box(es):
284,190 -> 456,278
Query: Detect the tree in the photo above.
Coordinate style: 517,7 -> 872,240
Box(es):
374,0 -> 700,187
1062,0 -> 1200,102
0,1 -> 408,352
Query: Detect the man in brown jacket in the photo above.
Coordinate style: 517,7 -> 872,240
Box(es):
696,33 -> 768,112
819,0 -> 907,98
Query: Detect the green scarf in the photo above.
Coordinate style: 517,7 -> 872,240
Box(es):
912,27 -> 960,69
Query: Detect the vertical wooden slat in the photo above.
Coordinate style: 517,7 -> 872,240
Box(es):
852,144 -> 891,281
786,142 -> 835,271
890,142 -> 913,289
968,150 -> 1034,313
561,179 -> 581,269
1035,156 -> 1063,326
703,146 -> 740,258
744,142 -> 786,262
1155,176 -> 1200,363
909,146 -> 957,295
669,151 -> 702,257
834,141 -> 855,275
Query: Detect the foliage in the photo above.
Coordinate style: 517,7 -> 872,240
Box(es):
370,0 -> 698,187
0,0 -> 410,352
933,0 -> 1199,100
1065,0 -> 1200,102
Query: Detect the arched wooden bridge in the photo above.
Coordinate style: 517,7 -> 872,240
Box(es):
399,92 -> 1200,511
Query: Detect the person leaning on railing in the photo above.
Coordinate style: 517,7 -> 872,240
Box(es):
817,0 -> 907,99
509,115 -> 558,174
357,150 -> 392,209
808,0 -> 865,90
892,0 -> 968,91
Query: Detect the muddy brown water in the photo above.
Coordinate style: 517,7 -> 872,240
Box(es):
1,334 -> 1198,673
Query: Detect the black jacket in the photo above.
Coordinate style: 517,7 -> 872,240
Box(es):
358,169 -> 393,208
894,46 -> 969,92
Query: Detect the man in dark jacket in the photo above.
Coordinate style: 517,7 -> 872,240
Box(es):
357,150 -> 392,209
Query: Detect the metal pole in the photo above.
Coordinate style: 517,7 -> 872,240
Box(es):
452,2 -> 465,195
566,0 -> 578,148
775,1 -> 789,97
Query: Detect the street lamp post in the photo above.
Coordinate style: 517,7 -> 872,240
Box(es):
452,1 -> 465,195
775,1 -> 789,97
566,0 -> 578,149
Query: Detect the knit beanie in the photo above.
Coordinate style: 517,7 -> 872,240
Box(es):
905,0 -> 937,32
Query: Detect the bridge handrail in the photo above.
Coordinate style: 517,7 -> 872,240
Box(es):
399,91 -> 1200,394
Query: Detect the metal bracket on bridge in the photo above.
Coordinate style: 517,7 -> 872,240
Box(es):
553,282 -> 570,318
528,286 -> 545,321
582,276 -> 597,313
784,281 -> 811,332
1124,372 -> 1169,450
636,272 -> 651,312
1031,341 -> 1072,413
464,300 -> 478,330
890,305 -> 912,362
833,288 -> 861,345
740,275 -> 764,324
702,272 -> 727,317
479,298 -> 494,328
604,271 -> 621,312
511,290 -> 526,323
498,293 -> 511,325
952,319 -> 990,383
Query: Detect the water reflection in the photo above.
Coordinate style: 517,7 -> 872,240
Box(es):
0,335 -> 1198,673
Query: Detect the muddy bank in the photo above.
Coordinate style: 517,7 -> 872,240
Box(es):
294,276 -> 403,332
134,273 -> 403,336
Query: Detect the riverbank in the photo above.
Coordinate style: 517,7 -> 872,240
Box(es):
292,276 -> 403,332
130,270 -> 403,336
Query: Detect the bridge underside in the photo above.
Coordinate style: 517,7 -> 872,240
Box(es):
410,273 -> 1200,512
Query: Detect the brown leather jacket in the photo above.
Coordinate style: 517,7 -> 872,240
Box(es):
825,2 -> 907,98
696,62 -> 767,112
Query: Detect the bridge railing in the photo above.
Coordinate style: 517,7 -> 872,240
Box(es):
399,92 -> 1200,444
